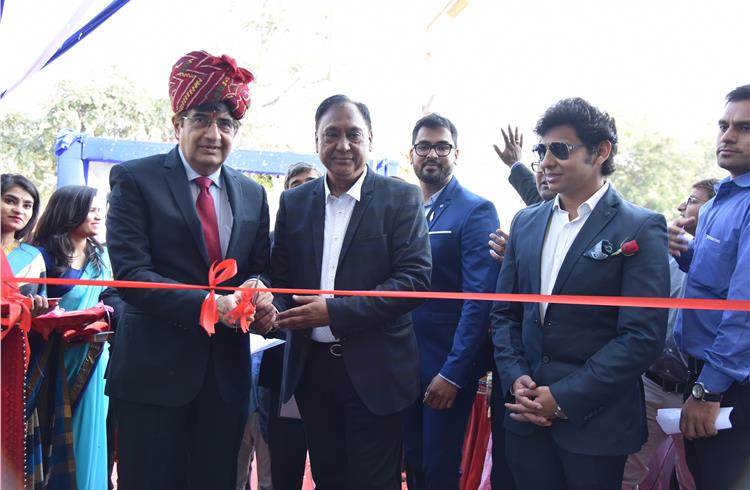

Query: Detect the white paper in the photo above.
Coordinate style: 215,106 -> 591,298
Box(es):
656,407 -> 734,435
249,334 -> 285,355
279,395 -> 302,420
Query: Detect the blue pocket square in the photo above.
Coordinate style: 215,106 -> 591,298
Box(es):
584,240 -> 614,260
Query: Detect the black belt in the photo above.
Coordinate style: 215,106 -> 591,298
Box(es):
645,370 -> 686,394
310,341 -> 343,358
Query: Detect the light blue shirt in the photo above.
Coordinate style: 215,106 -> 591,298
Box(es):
675,171 -> 750,393
423,176 -> 452,223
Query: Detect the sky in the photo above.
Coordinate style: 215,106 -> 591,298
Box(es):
1,0 -> 748,225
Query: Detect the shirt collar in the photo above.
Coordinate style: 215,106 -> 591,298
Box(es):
722,171 -> 750,189
424,176 -> 452,207
178,147 -> 223,188
553,181 -> 610,218
324,165 -> 367,201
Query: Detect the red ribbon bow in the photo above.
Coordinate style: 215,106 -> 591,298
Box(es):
200,259 -> 247,336
225,289 -> 257,334
1,251 -> 32,370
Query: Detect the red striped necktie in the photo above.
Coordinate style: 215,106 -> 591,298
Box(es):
193,176 -> 222,264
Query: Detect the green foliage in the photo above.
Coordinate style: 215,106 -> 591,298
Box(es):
247,172 -> 276,189
0,79 -> 172,201
611,129 -> 722,218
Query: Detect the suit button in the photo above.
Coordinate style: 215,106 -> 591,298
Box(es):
542,355 -> 550,364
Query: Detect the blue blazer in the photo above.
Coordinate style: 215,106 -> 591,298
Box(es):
491,185 -> 670,456
412,177 -> 500,388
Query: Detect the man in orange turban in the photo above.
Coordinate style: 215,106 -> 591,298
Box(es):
106,51 -> 277,489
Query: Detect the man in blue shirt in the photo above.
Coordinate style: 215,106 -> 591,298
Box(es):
670,84 -> 750,490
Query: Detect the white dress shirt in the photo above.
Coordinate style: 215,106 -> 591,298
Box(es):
423,178 -> 450,223
311,166 -> 368,342
179,148 -> 233,257
539,182 -> 610,320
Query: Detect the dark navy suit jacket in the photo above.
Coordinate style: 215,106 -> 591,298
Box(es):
491,185 -> 670,456
272,170 -> 432,416
105,146 -> 271,406
411,177 -> 500,388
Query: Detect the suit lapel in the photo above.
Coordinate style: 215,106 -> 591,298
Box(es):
428,177 -> 458,230
551,186 -> 620,294
310,179 -> 326,279
337,170 -> 374,268
163,148 -> 210,265
223,167 -> 244,260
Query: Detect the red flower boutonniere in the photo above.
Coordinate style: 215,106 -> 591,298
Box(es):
610,239 -> 639,257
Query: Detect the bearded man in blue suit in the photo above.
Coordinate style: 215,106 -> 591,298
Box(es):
404,113 -> 500,489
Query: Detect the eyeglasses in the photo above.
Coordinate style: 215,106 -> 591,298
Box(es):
413,142 -> 455,157
685,195 -> 706,205
532,142 -> 586,164
181,115 -> 240,135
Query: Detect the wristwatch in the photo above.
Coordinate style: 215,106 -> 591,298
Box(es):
691,382 -> 722,403
553,405 -> 568,420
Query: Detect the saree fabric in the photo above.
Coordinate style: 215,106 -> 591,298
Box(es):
4,242 -> 47,297
26,247 -> 112,490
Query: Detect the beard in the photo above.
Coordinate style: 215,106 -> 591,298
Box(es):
418,162 -> 452,185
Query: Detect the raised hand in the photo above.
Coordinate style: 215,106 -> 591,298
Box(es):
493,125 -> 524,167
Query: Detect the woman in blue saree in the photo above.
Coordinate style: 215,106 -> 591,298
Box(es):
1,173 -> 47,302
31,185 -> 112,490
1,174 -> 48,489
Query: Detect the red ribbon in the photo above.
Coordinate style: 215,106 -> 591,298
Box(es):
4,259 -> 749,342
6,278 -> 750,311
199,259 -> 239,336
0,251 -> 31,487
225,289 -> 257,333
1,252 -> 32,370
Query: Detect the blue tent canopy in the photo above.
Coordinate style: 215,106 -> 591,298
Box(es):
54,130 -> 400,187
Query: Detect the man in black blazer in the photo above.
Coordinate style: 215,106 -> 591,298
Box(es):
105,51 -> 275,489
272,94 -> 431,489
491,98 -> 670,489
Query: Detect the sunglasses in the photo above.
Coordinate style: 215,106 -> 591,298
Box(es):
532,142 -> 587,163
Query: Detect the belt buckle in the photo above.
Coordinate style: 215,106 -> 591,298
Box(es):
329,343 -> 343,357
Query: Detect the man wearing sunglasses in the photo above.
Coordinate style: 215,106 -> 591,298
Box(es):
491,97 -> 670,490
403,113 -> 500,489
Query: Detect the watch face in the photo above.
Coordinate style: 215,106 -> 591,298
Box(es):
692,383 -> 705,399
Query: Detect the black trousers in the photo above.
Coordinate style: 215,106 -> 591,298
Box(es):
267,375 -> 307,490
295,342 -> 403,490
489,378 -> 516,490
505,429 -> 627,490
684,381 -> 750,490
113,356 -> 248,490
